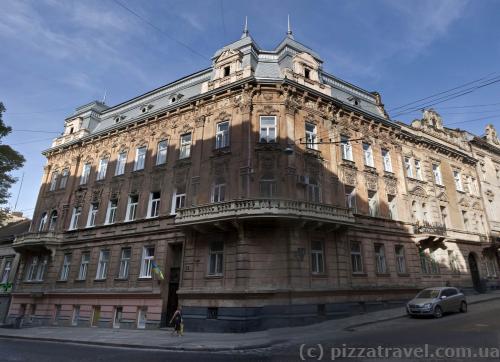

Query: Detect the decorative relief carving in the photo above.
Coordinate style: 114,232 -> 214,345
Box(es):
91,188 -> 103,203
364,173 -> 378,191
384,177 -> 397,195
342,166 -> 357,186
409,185 -> 427,198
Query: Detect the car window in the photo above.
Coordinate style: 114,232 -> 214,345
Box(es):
417,289 -> 440,298
447,288 -> 457,296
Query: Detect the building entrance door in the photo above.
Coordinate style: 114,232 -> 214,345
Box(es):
468,253 -> 481,292
166,267 -> 180,324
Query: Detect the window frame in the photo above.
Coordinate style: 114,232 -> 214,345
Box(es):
86,203 -> 99,228
404,157 -> 413,178
395,245 -> 407,274
156,139 -> 168,165
139,246 -> 155,279
212,182 -> 226,203
414,159 -> 423,180
125,195 -> 139,222
171,191 -> 186,214
69,206 -> 81,230
350,241 -> 364,274
147,191 -> 161,218
215,121 -> 230,149
133,146 -> 147,171
259,116 -> 277,143
432,164 -> 443,185
382,149 -> 392,172
59,253 -> 72,281
77,252 -> 90,280
49,171 -> 59,191
374,243 -> 387,274
95,250 -> 110,280
311,240 -> 325,274
1,258 -> 13,284
208,241 -> 224,276
453,170 -> 464,191
96,157 -> 109,181
363,143 -> 374,167
105,200 -> 118,225
118,247 -> 132,279
80,163 -> 91,185
115,151 -> 127,176
340,136 -> 353,161
59,168 -> 69,189
179,133 -> 192,159
305,122 -> 318,150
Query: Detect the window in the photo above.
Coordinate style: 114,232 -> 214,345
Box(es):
49,171 -> 58,191
453,170 -> 463,191
215,121 -> 230,149
156,140 -> 168,165
304,67 -> 311,79
223,65 -> 230,77
59,169 -> 69,189
432,164 -> 443,185
212,183 -> 226,203
171,190 -> 186,214
1,258 -> 12,284
350,242 -> 363,273
374,244 -> 387,274
470,177 -> 478,195
208,241 -> 224,276
48,211 -> 58,231
305,122 -> 317,150
388,195 -> 397,220
113,307 -> 123,329
306,177 -> 321,203
59,254 -> 71,281
134,146 -> 146,171
341,136 -> 353,161
96,157 -> 108,181
368,191 -> 379,217
382,149 -> 392,172
345,186 -> 357,213
140,246 -> 155,278
77,252 -> 90,280
137,307 -> 147,329
420,250 -> 440,274
395,246 -> 406,274
125,195 -> 139,222
72,306 -> 80,326
421,203 -> 428,223
448,250 -> 460,274
414,159 -> 423,180
147,192 -> 161,218
38,212 -> 47,232
118,248 -> 131,279
179,133 -> 192,159
96,250 -> 110,280
462,210 -> 469,229
26,256 -> 47,282
311,241 -> 324,274
86,203 -> 99,228
259,116 -> 277,143
486,256 -> 498,277
259,177 -> 277,198
69,206 -> 81,230
363,143 -> 374,167
115,151 -> 127,175
404,157 -> 413,178
440,206 -> 449,228
105,200 -> 118,225
80,163 -> 91,185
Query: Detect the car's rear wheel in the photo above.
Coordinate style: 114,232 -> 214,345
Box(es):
433,306 -> 443,318
460,301 -> 467,313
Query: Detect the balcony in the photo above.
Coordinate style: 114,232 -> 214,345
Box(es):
414,221 -> 447,236
413,221 -> 447,250
175,199 -> 354,227
12,232 -> 63,255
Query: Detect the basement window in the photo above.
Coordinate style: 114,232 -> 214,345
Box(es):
207,307 -> 218,319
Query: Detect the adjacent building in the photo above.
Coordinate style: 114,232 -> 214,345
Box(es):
7,26 -> 500,332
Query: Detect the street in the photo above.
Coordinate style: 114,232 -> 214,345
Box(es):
1,299 -> 500,361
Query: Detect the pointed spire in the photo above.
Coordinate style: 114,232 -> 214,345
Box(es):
286,14 -> 294,39
241,16 -> 249,39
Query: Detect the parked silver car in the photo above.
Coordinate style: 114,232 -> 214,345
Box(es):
407,287 -> 467,318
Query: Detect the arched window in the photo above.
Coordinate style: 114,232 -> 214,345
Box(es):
38,212 -> 48,232
48,210 -> 58,231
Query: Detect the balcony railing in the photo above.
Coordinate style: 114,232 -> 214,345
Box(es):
413,221 -> 447,236
12,232 -> 63,252
175,199 -> 354,226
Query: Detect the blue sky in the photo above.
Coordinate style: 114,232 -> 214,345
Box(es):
1,0 -> 500,218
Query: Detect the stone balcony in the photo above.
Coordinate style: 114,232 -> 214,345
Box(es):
414,221 -> 447,236
174,199 -> 354,227
12,232 -> 63,255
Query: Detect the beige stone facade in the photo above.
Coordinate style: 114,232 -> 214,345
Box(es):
7,30 -> 500,332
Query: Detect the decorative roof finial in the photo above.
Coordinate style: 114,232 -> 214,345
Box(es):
241,16 -> 249,39
287,14 -> 294,39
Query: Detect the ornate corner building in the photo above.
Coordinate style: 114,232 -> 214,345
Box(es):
6,27 -> 500,332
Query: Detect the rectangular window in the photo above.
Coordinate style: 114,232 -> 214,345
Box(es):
26,256 -> 47,282
49,171 -> 59,191
382,149 -> 392,172
59,169 -> 69,189
1,258 -> 12,284
86,203 -> 99,228
470,177 -> 478,195
305,122 -> 317,150
115,151 -> 127,175
345,186 -> 357,213
311,241 -> 325,274
134,146 -> 146,171
137,307 -> 147,329
395,245 -> 406,274
440,206 -> 449,228
341,136 -> 353,161
59,254 -> 71,281
432,164 -> 443,185
77,252 -> 90,280
179,133 -> 192,159
80,163 -> 91,185
215,121 -> 230,149
306,179 -> 321,203
72,306 -> 80,326
156,140 -> 168,165
368,191 -> 379,217
69,206 -> 81,230
96,158 -> 108,181
105,200 -> 118,225
140,246 -> 155,278
420,250 -> 440,274
259,179 -> 277,198
208,241 -> 224,276
118,248 -> 131,279
388,194 -> 397,220
259,116 -> 277,143
212,183 -> 226,203
113,307 -> 123,329
486,256 -> 498,277
147,191 -> 161,218
414,160 -> 423,180
454,170 -> 463,191
125,195 -> 139,222
171,191 -> 186,214
404,157 -> 413,178
96,250 -> 110,280
350,242 -> 363,273
448,250 -> 460,274
374,244 -> 387,274
363,143 -> 374,167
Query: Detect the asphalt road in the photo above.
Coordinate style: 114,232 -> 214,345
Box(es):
1,299 -> 499,362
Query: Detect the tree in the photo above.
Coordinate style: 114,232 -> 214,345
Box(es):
0,102 -> 25,222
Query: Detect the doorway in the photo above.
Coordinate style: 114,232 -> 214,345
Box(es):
468,253 -> 481,292
91,306 -> 100,327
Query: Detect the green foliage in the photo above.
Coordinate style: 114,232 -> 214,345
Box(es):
0,102 -> 25,221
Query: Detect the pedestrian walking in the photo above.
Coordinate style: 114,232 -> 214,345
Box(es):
169,306 -> 183,336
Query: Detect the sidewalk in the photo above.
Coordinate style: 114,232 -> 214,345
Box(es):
1,291 -> 499,352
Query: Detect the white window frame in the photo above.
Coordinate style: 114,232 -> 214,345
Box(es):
69,207 -> 81,230
212,183 -> 226,203
395,245 -> 407,274
179,133 -> 192,159
140,246 -> 155,278
115,151 -> 127,176
215,121 -> 230,149
147,191 -> 161,218
80,163 -> 91,185
388,194 -> 397,220
374,244 -> 387,274
454,170 -> 463,191
49,171 -> 59,191
95,250 -> 110,280
48,211 -> 58,231
156,140 -> 168,165
105,200 -> 118,225
404,157 -> 413,178
96,157 -> 109,181
433,164 -> 443,185
118,247 -> 131,279
134,146 -> 146,171
382,149 -> 392,172
60,168 -> 69,189
341,136 -> 353,161
414,159 -> 423,180
350,242 -> 364,274
208,241 -> 224,276
38,212 -> 47,232
368,191 -> 379,217
137,307 -> 147,329
125,195 -> 139,222
171,191 -> 186,215
86,203 -> 99,228
77,252 -> 90,280
311,240 -> 325,274
59,254 -> 71,281
1,258 -> 12,284
345,186 -> 357,213
363,143 -> 374,167
26,256 -> 47,282
305,122 -> 317,150
259,116 -> 277,143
